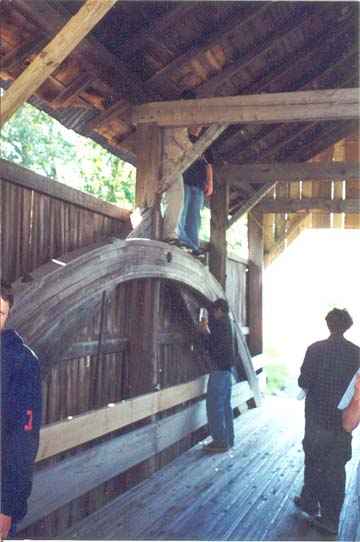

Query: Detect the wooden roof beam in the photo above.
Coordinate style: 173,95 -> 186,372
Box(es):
292,120 -> 359,163
223,161 -> 360,185
249,57 -> 358,163
144,2 -> 269,94
119,4 -> 196,62
228,185 -> 276,229
196,3 -> 323,98
132,88 -> 359,128
1,0 -> 117,128
12,0 -> 151,102
217,24 -> 357,157
259,198 -> 360,214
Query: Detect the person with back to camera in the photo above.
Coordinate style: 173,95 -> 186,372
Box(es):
0,281 -> 42,539
294,308 -> 359,536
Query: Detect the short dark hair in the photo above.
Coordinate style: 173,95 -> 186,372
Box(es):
0,280 -> 14,308
213,298 -> 229,314
325,308 -> 353,333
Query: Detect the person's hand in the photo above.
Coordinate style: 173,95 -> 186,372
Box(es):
199,320 -> 210,334
354,374 -> 360,401
0,513 -> 12,540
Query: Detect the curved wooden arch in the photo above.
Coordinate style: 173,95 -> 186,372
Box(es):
9,238 -> 221,363
8,238 -> 260,400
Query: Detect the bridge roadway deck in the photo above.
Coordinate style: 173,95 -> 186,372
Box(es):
65,398 -> 360,541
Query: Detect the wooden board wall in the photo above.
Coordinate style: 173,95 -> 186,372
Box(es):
262,135 -> 360,266
0,162 -> 131,283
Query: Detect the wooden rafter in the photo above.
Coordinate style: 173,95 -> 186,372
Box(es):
228,184 -> 277,229
10,0 -> 150,103
196,3 -> 319,98
1,0 -> 118,127
144,2 -> 269,95
119,4 -> 196,61
221,162 -> 360,185
132,88 -> 359,128
51,71 -> 95,107
264,214 -> 309,267
217,24 -> 357,158
259,198 -> 360,214
292,120 -> 359,163
256,65 -> 358,163
0,35 -> 49,71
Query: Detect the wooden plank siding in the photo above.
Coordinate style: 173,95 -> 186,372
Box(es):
0,160 -> 131,283
262,135 -> 360,267
345,134 -> 360,228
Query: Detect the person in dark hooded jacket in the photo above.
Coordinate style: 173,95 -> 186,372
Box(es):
1,281 -> 42,539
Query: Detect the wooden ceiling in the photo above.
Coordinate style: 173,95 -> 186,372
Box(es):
1,1 -> 359,213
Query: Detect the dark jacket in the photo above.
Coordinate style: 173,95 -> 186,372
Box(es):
299,335 -> 359,432
1,329 -> 42,521
208,314 -> 236,371
183,157 -> 208,189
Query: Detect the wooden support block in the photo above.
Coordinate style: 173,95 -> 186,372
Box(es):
209,172 -> 229,288
135,123 -> 163,211
247,210 -> 263,356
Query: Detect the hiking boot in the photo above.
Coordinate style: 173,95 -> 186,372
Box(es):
310,515 -> 338,535
293,496 -> 318,516
203,442 -> 229,453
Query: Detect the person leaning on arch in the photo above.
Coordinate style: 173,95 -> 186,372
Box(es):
294,308 -> 359,536
0,281 -> 42,540
199,298 -> 236,453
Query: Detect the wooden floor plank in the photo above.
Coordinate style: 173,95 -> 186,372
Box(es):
64,398 -> 359,541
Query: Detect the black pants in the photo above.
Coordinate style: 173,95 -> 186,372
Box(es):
301,422 -> 352,523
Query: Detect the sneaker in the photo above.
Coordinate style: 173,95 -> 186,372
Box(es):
191,249 -> 207,258
163,238 -> 179,245
310,515 -> 338,535
203,442 -> 229,453
293,496 -> 318,516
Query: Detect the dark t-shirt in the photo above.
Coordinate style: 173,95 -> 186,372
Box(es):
208,314 -> 235,371
183,157 -> 207,189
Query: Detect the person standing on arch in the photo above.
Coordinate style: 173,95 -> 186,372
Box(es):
294,308 -> 359,536
0,281 -> 42,539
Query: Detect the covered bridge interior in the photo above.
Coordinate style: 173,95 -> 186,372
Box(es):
0,1 -> 359,540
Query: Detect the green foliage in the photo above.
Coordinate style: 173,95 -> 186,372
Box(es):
0,103 -> 136,208
79,140 -> 135,209
265,362 -> 289,395
0,104 -> 76,179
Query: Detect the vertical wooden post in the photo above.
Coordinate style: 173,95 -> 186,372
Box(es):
209,171 -> 229,288
135,123 -> 163,239
247,210 -> 263,355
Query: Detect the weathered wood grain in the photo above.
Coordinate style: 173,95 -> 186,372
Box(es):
0,159 -> 130,221
220,161 -> 360,185
63,399 -> 360,542
1,0 -> 117,127
259,198 -> 360,213
19,380 -> 253,531
132,88 -> 359,127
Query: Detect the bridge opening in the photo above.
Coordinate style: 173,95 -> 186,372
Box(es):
263,228 -> 360,397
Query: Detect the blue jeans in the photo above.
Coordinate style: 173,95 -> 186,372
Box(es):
206,370 -> 234,447
177,184 -> 204,250
8,521 -> 17,538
